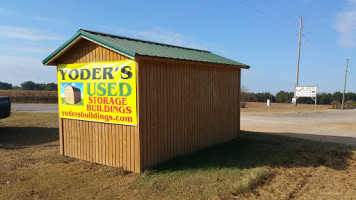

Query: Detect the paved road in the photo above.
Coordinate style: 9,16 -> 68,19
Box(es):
241,110 -> 356,146
12,104 -> 58,112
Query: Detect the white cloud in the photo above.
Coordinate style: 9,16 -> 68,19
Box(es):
71,83 -> 76,86
137,27 -> 200,48
32,16 -> 50,22
99,25 -> 208,50
333,0 -> 356,48
0,6 -> 68,25
0,54 -> 57,85
0,45 -> 55,53
0,54 -> 40,68
0,25 -> 62,41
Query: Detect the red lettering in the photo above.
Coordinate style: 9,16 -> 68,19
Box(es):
126,107 -> 131,114
103,97 -> 108,104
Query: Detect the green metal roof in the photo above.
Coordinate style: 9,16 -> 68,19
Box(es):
42,29 -> 250,68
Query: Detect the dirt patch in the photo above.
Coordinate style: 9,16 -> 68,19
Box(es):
322,122 -> 356,132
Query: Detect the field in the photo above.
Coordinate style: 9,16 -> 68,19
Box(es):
0,112 -> 355,199
241,102 -> 332,114
0,90 -> 57,103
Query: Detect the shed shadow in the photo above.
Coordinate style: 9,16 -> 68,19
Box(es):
153,131 -> 355,172
0,126 -> 59,150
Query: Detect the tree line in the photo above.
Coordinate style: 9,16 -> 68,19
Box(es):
1,81 -> 355,105
241,86 -> 356,105
0,81 -> 57,91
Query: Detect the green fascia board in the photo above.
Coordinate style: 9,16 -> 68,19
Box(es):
80,31 -> 136,58
42,31 -> 81,65
42,30 -> 136,65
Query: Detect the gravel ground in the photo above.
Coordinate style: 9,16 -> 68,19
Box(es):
241,110 -> 356,146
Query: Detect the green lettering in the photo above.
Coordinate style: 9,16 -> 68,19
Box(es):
97,82 -> 106,96
107,83 -> 118,96
119,83 -> 131,96
87,83 -> 96,96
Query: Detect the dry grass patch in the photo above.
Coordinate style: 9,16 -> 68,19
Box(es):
241,102 -> 332,115
322,122 -> 356,132
0,112 -> 355,199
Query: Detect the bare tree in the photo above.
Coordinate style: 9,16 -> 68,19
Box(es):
240,85 -> 249,108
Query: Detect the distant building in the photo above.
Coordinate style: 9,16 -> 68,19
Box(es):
65,85 -> 81,104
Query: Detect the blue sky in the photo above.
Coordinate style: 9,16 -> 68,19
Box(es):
0,0 -> 355,94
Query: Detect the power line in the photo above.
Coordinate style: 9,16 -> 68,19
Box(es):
234,0 -> 297,34
236,1 -> 346,69
206,0 -> 348,76
266,0 -> 348,68
272,0 -> 303,19
204,0 -> 298,37
205,0 -> 258,25
303,25 -> 345,59
262,0 -> 299,23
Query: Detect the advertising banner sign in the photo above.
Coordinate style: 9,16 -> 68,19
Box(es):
295,86 -> 317,98
57,60 -> 137,125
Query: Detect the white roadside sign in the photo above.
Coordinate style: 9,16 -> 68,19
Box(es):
295,86 -> 317,97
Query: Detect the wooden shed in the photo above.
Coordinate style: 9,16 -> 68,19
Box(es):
42,29 -> 250,173
64,85 -> 81,105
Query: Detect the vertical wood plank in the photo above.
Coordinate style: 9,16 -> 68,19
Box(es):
59,118 -> 64,155
131,126 -> 135,171
64,119 -> 68,156
122,125 -> 127,169
107,124 -> 112,166
102,122 -> 106,165
70,119 -> 74,157
135,60 -> 141,173
139,59 -> 146,170
145,60 -> 151,169
114,124 -> 119,167
119,124 -> 123,167
95,121 -> 99,163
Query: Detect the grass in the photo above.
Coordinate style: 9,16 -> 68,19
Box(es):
0,112 -> 355,199
60,97 -> 84,106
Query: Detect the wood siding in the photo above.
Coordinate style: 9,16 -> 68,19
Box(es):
137,56 -> 241,170
55,38 -> 140,172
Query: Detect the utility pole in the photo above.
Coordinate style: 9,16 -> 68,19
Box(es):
341,58 -> 349,110
294,16 -> 303,106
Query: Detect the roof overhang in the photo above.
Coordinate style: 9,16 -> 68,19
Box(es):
42,30 -> 136,66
